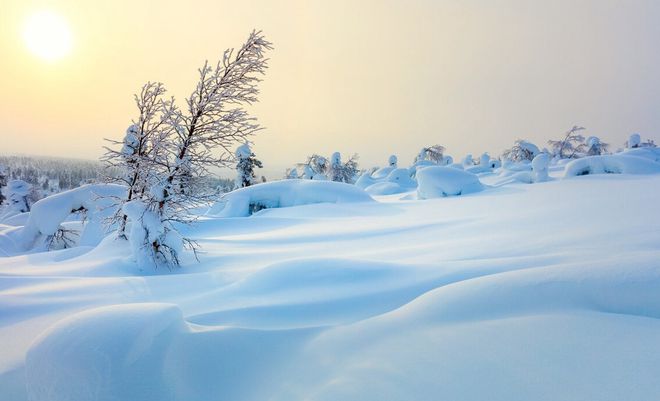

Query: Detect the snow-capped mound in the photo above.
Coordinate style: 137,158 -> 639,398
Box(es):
365,168 -> 416,195
416,166 -> 484,198
0,184 -> 126,255
207,180 -> 374,217
531,153 -> 550,182
564,154 -> 660,177
354,172 -> 377,189
371,166 -> 395,179
365,181 -> 405,196
622,147 -> 660,162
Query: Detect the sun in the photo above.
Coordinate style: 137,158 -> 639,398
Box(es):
22,10 -> 73,62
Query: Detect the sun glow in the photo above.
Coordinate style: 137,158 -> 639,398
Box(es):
22,10 -> 73,62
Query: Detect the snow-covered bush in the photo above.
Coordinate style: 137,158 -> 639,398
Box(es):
3,180 -> 34,214
585,136 -> 609,156
564,154 -> 660,177
207,180 -> 374,217
502,139 -> 540,162
235,143 -> 263,188
626,133 -> 656,149
328,152 -> 359,183
415,145 -> 445,164
416,166 -> 484,198
388,155 -> 398,168
548,126 -> 586,159
0,164 -> 7,205
531,153 -> 550,182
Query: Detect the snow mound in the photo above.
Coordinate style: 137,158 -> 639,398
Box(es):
207,180 -> 374,217
0,184 -> 126,255
365,168 -> 416,195
564,154 -> 660,177
416,166 -> 484,198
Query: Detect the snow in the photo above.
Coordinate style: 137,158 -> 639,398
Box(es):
0,184 -> 126,255
416,166 -> 484,198
563,154 -> 660,177
207,180 -> 374,217
2,172 -> 660,401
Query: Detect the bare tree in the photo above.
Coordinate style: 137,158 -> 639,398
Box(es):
105,30 -> 273,269
548,126 -> 587,159
415,145 -> 445,164
103,82 -> 175,238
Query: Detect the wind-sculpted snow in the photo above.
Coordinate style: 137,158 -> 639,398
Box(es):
207,179 -> 373,217
416,166 -> 484,198
3,174 -> 660,400
564,153 -> 660,177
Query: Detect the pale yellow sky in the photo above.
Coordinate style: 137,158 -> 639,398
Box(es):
1,0 -> 659,175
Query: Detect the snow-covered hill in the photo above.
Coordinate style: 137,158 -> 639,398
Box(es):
1,173 -> 660,400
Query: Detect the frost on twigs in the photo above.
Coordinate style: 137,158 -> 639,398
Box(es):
103,30 -> 272,269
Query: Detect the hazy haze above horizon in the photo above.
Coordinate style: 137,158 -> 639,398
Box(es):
1,0 -> 659,175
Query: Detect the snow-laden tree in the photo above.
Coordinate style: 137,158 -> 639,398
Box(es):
462,154 -> 474,166
304,154 -> 329,180
0,164 -> 7,205
502,139 -> 540,162
388,155 -> 398,168
585,136 -> 609,156
626,133 -> 656,149
105,31 -> 272,269
103,82 -> 175,238
415,145 -> 445,164
328,152 -> 359,183
235,143 -> 263,188
548,126 -> 587,159
285,167 -> 299,179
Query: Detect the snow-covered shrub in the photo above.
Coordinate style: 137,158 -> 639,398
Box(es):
462,154 -> 474,167
235,143 -> 263,188
564,154 -> 660,177
207,180 -> 374,217
388,155 -> 398,168
415,145 -> 446,164
0,164 -> 7,205
285,168 -> 299,179
502,139 -> 540,162
303,154 -> 329,180
627,133 -> 641,149
416,166 -> 484,198
3,180 -> 33,213
531,153 -> 550,182
626,133 -> 656,149
328,152 -> 359,183
548,126 -> 586,159
585,136 -> 609,156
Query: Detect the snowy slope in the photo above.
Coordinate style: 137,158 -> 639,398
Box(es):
1,174 -> 660,400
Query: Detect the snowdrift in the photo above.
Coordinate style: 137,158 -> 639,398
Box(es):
364,168 -> 417,196
0,184 -> 125,255
564,154 -> 660,177
207,180 -> 374,217
416,166 -> 484,198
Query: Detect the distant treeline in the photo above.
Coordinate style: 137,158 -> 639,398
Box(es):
0,155 -> 234,193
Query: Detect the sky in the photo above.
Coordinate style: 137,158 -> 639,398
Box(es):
1,0 -> 660,177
